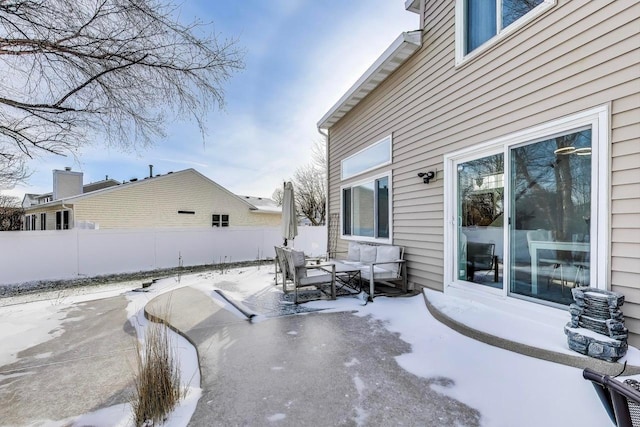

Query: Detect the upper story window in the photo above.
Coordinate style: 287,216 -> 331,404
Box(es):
341,135 -> 392,180
456,0 -> 554,63
212,214 -> 229,227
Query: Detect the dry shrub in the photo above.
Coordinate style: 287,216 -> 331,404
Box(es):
131,321 -> 182,426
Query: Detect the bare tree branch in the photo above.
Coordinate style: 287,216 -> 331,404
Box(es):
0,0 -> 244,187
274,139 -> 327,226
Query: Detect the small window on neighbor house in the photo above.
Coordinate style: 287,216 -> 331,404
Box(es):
212,214 -> 230,227
56,210 -> 70,230
40,213 -> 46,230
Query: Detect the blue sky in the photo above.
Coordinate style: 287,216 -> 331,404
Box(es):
3,0 -> 417,201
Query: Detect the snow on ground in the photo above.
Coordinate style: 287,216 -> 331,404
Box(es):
1,265 -> 637,426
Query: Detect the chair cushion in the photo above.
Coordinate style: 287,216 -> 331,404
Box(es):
360,265 -> 396,280
360,245 -> 377,263
376,245 -> 400,275
376,245 -> 400,263
290,250 -> 306,267
299,273 -> 333,286
347,242 -> 361,261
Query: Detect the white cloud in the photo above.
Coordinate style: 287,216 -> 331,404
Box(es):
2,1 -> 418,201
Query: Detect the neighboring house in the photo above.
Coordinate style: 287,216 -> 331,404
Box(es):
22,169 -> 121,210
23,168 -> 281,230
319,2 -> 639,343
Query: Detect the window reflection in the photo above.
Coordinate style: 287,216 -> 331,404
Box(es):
353,182 -> 375,237
458,153 -> 504,288
510,129 -> 592,305
502,0 -> 543,28
342,136 -> 391,179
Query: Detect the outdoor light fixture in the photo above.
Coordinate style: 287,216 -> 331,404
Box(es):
417,171 -> 435,184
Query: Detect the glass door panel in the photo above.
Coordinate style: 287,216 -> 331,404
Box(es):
457,153 -> 504,289
509,129 -> 592,305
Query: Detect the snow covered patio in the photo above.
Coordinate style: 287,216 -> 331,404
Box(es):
1,265 -> 638,426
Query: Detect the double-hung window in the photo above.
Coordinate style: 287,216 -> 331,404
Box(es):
341,173 -> 391,242
456,0 -> 553,62
340,135 -> 393,243
25,215 -> 35,231
212,214 -> 229,227
56,210 -> 70,230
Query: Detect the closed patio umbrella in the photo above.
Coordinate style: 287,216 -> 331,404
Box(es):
281,181 -> 298,246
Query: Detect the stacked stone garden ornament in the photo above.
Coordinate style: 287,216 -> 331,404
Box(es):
564,287 -> 628,362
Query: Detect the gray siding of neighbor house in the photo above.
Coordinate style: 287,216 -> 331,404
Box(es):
327,0 -> 640,342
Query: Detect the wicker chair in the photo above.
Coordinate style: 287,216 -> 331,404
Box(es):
583,368 -> 640,426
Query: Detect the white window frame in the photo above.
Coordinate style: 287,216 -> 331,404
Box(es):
455,0 -> 556,66
341,135 -> 392,180
340,170 -> 393,244
443,106 -> 610,309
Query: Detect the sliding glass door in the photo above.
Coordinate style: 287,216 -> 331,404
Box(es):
509,129 -> 592,305
457,153 -> 504,289
452,129 -> 595,306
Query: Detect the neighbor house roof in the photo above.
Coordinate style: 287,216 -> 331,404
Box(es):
27,178 -> 121,204
23,169 -> 280,214
317,30 -> 422,130
238,195 -> 281,214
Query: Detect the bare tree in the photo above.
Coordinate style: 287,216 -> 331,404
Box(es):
272,186 -> 283,206
274,139 -> 327,226
0,194 -> 23,230
0,155 -> 29,189
0,0 -> 244,188
293,162 -> 326,226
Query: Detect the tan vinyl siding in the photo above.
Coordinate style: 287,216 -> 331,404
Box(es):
73,171 -> 281,229
610,94 -> 640,348
25,170 -> 281,230
327,0 -> 639,338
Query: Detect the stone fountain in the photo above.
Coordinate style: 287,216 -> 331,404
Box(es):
564,287 -> 628,362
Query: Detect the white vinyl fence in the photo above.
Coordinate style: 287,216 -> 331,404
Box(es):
0,226 -> 327,285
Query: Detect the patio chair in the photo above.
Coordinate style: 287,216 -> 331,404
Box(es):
283,248 -> 336,304
526,229 -> 566,292
274,246 -> 293,291
466,242 -> 498,282
583,368 -> 640,427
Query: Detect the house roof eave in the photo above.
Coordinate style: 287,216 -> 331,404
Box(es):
404,0 -> 421,13
317,30 -> 422,130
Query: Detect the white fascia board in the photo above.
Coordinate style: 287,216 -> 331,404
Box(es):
317,30 -> 422,130
404,0 -> 421,13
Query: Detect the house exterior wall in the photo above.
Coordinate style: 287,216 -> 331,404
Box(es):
24,170 -> 281,230
71,171 -> 281,229
22,206 -> 72,230
327,1 -> 640,341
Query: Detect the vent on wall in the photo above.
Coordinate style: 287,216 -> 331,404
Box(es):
178,210 -> 195,214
